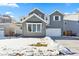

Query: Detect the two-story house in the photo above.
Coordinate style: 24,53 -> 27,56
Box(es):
21,8 -> 64,37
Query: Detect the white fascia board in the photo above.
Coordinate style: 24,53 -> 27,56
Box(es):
21,13 -> 47,24
49,9 -> 64,16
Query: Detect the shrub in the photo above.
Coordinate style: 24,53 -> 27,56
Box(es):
30,42 -> 47,47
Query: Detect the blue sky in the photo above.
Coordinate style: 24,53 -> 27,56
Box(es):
0,3 -> 79,22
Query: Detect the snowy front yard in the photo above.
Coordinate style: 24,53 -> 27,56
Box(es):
0,37 -> 73,56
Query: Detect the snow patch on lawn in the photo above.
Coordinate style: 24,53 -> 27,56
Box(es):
0,37 -> 73,56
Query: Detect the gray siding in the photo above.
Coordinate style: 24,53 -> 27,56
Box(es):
22,15 -> 46,37
63,20 -> 79,36
29,9 -> 45,19
49,11 -> 64,36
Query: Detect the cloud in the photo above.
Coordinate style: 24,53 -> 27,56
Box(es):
72,12 -> 76,14
64,12 -> 76,14
64,8 -> 79,14
76,8 -> 79,11
4,11 -> 14,18
5,12 -> 12,15
0,3 -> 19,8
64,12 -> 70,14
10,15 -> 14,17
74,8 -> 79,13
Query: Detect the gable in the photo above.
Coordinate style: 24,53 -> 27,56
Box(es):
26,15 -> 43,22
29,9 -> 45,15
29,8 -> 45,19
50,10 -> 63,16
21,13 -> 47,23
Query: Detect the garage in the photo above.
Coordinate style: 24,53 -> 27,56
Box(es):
46,28 -> 61,36
0,28 -> 4,38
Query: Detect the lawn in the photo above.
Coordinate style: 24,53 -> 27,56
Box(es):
0,37 -> 76,56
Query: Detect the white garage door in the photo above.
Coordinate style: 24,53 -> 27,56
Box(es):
0,28 -> 4,38
46,28 -> 61,36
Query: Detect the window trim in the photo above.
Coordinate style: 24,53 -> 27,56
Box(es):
26,23 -> 42,33
53,15 -> 61,21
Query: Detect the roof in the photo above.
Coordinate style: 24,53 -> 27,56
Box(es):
21,13 -> 47,23
64,13 -> 79,21
29,8 -> 45,15
49,10 -> 64,16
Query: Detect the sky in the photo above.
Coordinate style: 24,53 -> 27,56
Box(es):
0,3 -> 79,22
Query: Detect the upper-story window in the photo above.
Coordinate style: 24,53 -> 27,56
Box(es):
53,15 -> 61,21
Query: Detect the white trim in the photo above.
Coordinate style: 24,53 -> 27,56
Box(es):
21,13 -> 47,23
53,15 -> 61,21
49,9 -> 64,16
40,24 -> 42,32
26,23 -> 42,33
46,15 -> 50,24
36,24 -> 38,32
44,15 -> 46,20
59,16 -> 61,21
27,23 -> 28,32
31,24 -> 33,32
48,15 -> 50,24
26,23 -> 42,24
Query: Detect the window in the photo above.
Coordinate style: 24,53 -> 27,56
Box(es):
37,24 -> 41,32
28,24 -> 32,32
53,15 -> 61,21
27,23 -> 42,32
55,16 -> 59,20
33,24 -> 36,32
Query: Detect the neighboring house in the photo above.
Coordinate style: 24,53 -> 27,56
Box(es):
63,13 -> 79,36
0,15 -> 12,23
0,15 -> 15,37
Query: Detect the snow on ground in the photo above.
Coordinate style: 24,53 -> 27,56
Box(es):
56,39 -> 79,56
0,37 -> 73,56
